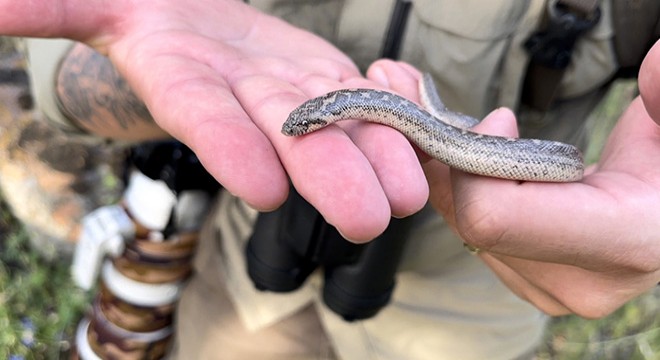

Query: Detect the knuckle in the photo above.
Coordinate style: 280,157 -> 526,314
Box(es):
454,198 -> 507,250
629,248 -> 660,274
624,258 -> 660,275
606,243 -> 660,274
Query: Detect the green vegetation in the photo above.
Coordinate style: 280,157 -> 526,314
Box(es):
537,289 -> 660,359
535,79 -> 660,360
0,199 -> 89,359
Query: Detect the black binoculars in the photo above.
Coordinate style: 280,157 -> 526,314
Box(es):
246,187 -> 414,321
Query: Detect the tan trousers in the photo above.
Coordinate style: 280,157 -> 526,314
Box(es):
169,199 -> 336,359
171,276 -> 336,359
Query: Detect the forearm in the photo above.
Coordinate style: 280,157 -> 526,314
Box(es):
55,43 -> 168,141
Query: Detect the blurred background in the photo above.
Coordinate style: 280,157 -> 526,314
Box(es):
0,37 -> 657,360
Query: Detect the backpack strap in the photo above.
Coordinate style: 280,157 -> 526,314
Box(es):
381,0 -> 413,59
522,0 -> 601,110
523,0 -> 660,109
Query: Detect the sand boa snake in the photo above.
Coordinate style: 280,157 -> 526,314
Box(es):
282,74 -> 584,182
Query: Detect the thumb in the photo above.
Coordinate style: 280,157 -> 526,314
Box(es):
425,107 -> 519,227
639,39 -> 660,126
469,107 -> 519,138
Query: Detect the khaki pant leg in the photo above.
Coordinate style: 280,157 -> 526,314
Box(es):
172,275 -> 336,360
170,197 -> 336,360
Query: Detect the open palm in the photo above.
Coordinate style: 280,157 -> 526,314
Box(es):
1,0 -> 429,241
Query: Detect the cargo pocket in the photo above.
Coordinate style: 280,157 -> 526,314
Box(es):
249,0 -> 344,42
401,0 -> 530,117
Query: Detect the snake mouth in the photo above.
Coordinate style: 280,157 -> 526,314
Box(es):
281,123 -> 303,136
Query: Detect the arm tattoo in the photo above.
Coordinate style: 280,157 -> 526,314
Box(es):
55,44 -> 154,132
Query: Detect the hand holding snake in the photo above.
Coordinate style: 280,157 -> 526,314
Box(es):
354,60 -> 660,318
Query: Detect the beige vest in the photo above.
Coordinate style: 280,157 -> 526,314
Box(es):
209,2 -> 617,359
251,0 -> 616,118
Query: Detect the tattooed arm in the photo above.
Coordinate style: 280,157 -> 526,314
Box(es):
55,43 -> 168,141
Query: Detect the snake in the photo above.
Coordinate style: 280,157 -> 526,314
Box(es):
281,73 -> 584,182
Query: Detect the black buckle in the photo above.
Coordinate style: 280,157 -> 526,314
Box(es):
524,2 -> 601,69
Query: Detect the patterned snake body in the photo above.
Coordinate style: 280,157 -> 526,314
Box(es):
282,75 -> 584,182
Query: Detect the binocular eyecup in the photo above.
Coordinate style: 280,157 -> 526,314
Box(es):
246,187 -> 413,321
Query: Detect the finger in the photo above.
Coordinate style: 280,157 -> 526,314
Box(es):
639,39 -> 660,125
597,97 -> 660,173
232,75 -> 393,242
484,253 -> 660,318
467,107 -> 520,138
367,59 -> 422,98
354,61 -> 430,216
293,68 -> 429,219
114,34 -> 358,213
424,108 -> 519,228
368,62 -> 456,224
340,119 -> 429,218
452,99 -> 660,272
121,52 -> 291,211
478,254 -> 572,316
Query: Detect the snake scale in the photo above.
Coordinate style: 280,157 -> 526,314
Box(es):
281,73 -> 584,182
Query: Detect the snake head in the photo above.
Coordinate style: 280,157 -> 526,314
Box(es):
282,100 -> 330,136
281,118 -> 328,136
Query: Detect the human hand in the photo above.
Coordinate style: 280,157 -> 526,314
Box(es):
368,49 -> 660,318
0,0 -> 429,241
447,99 -> 659,318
